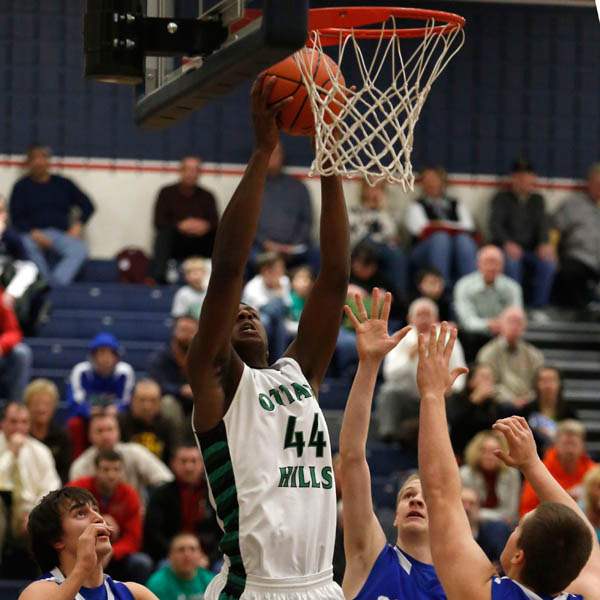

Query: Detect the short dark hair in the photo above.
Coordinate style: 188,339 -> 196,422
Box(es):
518,502 -> 592,596
416,267 -> 444,286
26,144 -> 51,161
28,488 -> 98,572
94,448 -> 123,468
351,242 -> 378,265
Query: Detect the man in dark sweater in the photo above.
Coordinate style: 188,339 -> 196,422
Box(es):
252,141 -> 319,273
151,156 -> 219,283
119,379 -> 177,464
489,159 -> 556,308
9,145 -> 94,286
143,445 -> 221,567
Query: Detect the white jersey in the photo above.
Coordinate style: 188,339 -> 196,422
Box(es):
194,357 -> 339,599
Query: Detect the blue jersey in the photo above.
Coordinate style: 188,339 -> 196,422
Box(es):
355,544 -> 446,600
41,568 -> 134,600
492,577 -> 582,600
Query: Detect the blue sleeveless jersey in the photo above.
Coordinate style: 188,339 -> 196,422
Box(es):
41,568 -> 134,600
492,577 -> 583,600
354,544 -> 446,600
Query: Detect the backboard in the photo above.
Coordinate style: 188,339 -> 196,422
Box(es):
134,0 -> 308,129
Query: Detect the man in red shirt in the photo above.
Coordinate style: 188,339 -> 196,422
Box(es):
68,449 -> 153,583
520,419 -> 597,515
0,288 -> 31,401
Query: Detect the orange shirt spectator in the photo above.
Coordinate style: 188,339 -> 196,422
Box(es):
520,420 -> 596,516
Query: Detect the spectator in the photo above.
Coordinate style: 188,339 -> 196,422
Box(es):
0,194 -> 40,314
144,445 -> 220,566
68,332 -> 135,419
476,306 -> 544,407
148,316 -> 197,428
67,332 -> 135,457
414,267 -> 451,322
171,256 -> 209,319
459,430 -> 520,523
453,245 -> 523,361
0,288 -> 31,402
490,160 -> 556,309
376,297 -> 466,445
8,145 -> 94,286
521,366 -> 575,453
0,403 -> 61,577
24,378 -> 71,484
553,162 -> 600,310
407,165 -> 477,286
583,466 -> 600,543
119,379 -> 177,464
253,141 -> 318,272
151,156 -> 219,283
461,485 -> 511,567
147,533 -> 215,600
520,419 -> 597,516
68,449 -> 154,583
349,179 -> 407,293
243,252 -> 292,360
449,364 -> 512,457
69,413 -> 173,498
287,265 -> 314,333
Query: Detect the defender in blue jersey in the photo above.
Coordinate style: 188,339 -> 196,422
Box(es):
18,487 -> 157,600
416,324 -> 600,600
340,289 -> 445,600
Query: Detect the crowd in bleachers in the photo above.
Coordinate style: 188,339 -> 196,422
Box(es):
0,142 -> 599,597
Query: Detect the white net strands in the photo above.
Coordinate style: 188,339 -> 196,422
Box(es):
295,17 -> 465,189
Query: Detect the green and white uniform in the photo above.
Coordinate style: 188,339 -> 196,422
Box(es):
194,357 -> 343,600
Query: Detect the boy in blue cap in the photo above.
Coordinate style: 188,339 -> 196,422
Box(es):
67,332 -> 135,455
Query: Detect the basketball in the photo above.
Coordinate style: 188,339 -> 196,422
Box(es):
263,47 -> 346,136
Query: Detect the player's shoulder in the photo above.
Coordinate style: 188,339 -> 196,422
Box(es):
492,576 -> 582,600
122,580 -> 157,599
18,579 -> 59,599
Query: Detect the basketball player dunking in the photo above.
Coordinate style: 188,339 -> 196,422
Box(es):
339,288 -> 446,600
416,323 -> 600,600
186,75 -> 348,600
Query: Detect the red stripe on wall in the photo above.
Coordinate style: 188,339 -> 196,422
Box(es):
0,158 -> 587,192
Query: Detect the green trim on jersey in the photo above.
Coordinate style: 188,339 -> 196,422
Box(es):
196,422 -> 246,600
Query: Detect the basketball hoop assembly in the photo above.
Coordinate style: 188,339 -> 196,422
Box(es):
296,7 -> 466,189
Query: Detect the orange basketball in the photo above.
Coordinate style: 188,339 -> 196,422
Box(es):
263,47 -> 346,136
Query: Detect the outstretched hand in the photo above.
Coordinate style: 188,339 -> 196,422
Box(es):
251,75 -> 293,154
416,322 -> 468,399
492,416 -> 539,471
344,288 -> 410,364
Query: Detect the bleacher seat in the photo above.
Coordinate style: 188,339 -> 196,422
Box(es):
77,259 -> 119,283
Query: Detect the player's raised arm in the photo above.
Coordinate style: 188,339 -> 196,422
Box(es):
340,290 -> 410,598
286,170 -> 350,392
493,416 -> 600,598
187,76 -> 291,433
417,323 -> 495,600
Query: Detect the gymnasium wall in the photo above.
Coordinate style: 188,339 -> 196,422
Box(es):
0,1 -> 597,257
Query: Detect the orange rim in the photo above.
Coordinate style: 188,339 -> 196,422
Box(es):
232,7 -> 465,42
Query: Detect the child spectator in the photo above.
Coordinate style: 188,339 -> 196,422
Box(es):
286,265 -> 314,333
521,366 -> 575,453
147,533 -> 215,600
119,379 -> 177,464
459,430 -> 521,524
414,267 -> 451,322
24,378 -> 71,483
171,256 -> 209,319
67,332 -> 135,457
242,252 -> 292,360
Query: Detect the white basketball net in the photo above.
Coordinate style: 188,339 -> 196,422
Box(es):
295,18 -> 465,189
